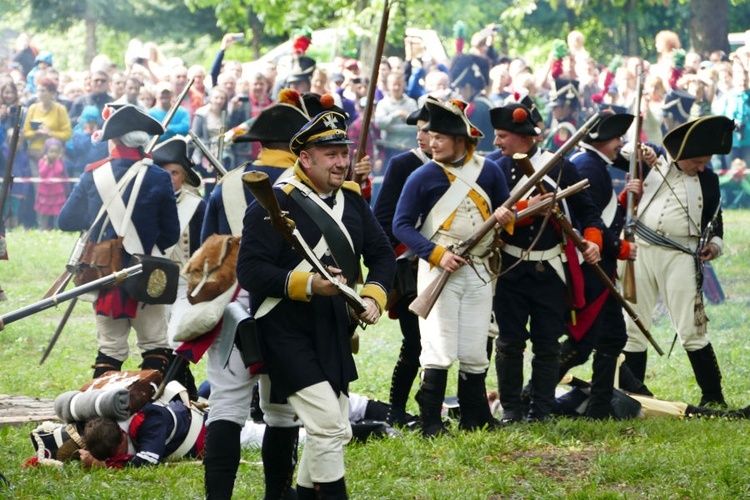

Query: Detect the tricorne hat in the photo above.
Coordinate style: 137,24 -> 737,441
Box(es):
301,92 -> 347,118
233,98 -> 309,144
584,111 -> 634,143
406,99 -> 432,126
490,102 -> 541,137
450,54 -> 490,91
290,111 -> 353,156
550,78 -> 580,108
151,136 -> 201,187
287,56 -> 316,83
663,115 -> 734,161
423,99 -> 483,139
99,104 -> 164,142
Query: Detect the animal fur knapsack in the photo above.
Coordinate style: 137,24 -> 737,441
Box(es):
185,234 -> 239,304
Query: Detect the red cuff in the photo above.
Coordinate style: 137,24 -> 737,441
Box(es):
617,239 -> 631,260
514,200 -> 533,226
584,227 -> 603,250
618,189 -> 628,209
361,177 -> 372,201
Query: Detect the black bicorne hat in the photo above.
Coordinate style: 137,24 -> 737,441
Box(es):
450,54 -> 490,91
99,104 -> 164,142
490,103 -> 541,137
550,78 -> 580,108
233,103 -> 310,144
290,111 -> 353,156
663,115 -> 734,161
584,111 -> 634,143
423,99 -> 483,139
151,136 -> 201,188
287,56 -> 316,83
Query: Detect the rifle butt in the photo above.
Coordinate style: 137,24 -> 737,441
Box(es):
43,271 -> 72,299
242,171 -> 283,216
408,269 -> 450,319
622,259 -> 637,303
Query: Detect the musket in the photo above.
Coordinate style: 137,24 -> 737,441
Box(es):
513,153 -> 664,356
351,0 -> 391,183
0,105 -> 24,238
0,265 -> 142,331
188,130 -> 228,176
44,80 -> 195,300
241,170 -> 367,315
408,112 -> 602,319
622,62 -> 644,303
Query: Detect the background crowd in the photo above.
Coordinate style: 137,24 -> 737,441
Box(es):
1,27 -> 750,230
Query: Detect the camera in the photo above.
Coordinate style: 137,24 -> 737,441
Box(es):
231,33 -> 246,42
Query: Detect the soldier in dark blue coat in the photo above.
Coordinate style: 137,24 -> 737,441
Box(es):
490,102 -> 603,423
58,105 -> 179,378
237,110 -> 394,497
565,111 -> 643,418
373,102 -> 431,426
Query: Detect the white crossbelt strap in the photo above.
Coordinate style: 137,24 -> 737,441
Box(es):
220,168 -> 248,237
283,178 -> 353,251
419,155 -> 485,240
166,191 -> 202,264
93,161 -> 149,254
601,190 -> 619,228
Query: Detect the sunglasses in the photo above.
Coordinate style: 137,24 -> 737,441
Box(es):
93,79 -> 107,83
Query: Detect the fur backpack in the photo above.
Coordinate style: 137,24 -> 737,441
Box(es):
185,234 -> 240,304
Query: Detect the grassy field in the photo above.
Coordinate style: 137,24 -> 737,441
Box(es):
1,210 -> 749,499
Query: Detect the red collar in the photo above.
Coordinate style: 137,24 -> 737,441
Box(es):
110,145 -> 149,160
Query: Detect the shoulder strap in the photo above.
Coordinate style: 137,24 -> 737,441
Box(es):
287,185 -> 359,286
220,168 -> 247,237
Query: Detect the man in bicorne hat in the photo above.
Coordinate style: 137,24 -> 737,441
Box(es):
490,101 -> 603,424
621,115 -> 734,407
563,111 -> 646,418
58,104 -> 180,378
393,99 -> 514,437
236,109 -> 393,497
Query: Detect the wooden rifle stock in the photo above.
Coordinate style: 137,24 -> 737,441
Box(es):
622,62 -> 644,303
409,113 -> 602,319
241,171 -> 367,314
513,154 -> 663,355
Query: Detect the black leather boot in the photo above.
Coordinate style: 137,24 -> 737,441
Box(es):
457,372 -> 498,431
585,352 -> 618,420
141,347 -> 172,376
313,477 -> 347,499
621,350 -> 648,385
417,368 -> 449,437
618,363 -> 653,396
204,420 -> 241,500
687,343 -> 726,407
496,351 -> 524,424
386,353 -> 420,426
262,426 -> 299,500
527,354 -> 559,423
92,351 -> 123,378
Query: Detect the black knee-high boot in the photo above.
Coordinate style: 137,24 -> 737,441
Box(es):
496,351 -> 524,423
92,351 -> 122,378
141,347 -> 172,377
687,343 -> 726,407
621,350 -> 648,385
585,352 -> 618,419
457,372 -> 498,431
386,353 -> 420,426
527,354 -> 559,423
313,477 -> 347,499
417,368 -> 448,437
262,426 -> 299,500
204,420 -> 241,499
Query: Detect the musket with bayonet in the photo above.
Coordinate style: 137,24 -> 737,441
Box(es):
44,79 -> 195,300
622,62 -> 644,303
513,153 -> 664,356
241,170 -> 367,316
408,112 -> 602,319
188,130 -> 228,176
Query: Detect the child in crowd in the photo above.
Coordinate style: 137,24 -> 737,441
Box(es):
34,138 -> 67,230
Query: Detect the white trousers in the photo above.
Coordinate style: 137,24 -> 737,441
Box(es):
288,382 -> 351,487
166,280 -> 190,349
624,243 -> 709,352
205,335 -> 258,426
417,260 -> 492,374
95,303 -> 170,361
258,374 -> 299,428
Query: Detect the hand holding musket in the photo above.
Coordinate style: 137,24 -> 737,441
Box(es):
623,62 -> 645,303
241,171 -> 367,315
408,112 -> 602,319
513,153 -> 664,356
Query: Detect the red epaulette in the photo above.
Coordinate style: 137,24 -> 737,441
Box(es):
85,158 -> 110,173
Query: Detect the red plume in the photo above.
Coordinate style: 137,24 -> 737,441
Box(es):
293,36 -> 312,55
320,93 -> 335,109
512,107 -> 528,124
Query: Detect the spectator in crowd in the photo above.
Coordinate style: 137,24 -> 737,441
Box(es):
374,72 -> 418,166
191,86 -> 230,193
65,105 -> 108,178
188,64 -> 208,107
149,82 -> 190,143
26,51 -> 52,96
722,68 -> 750,164
11,33 -> 37,77
23,76 -> 72,173
110,71 -> 127,102
69,70 -> 113,125
34,138 -> 67,230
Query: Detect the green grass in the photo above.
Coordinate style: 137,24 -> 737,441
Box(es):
1,210 -> 750,498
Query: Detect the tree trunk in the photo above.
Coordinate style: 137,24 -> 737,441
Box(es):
85,17 -> 96,67
690,0 -> 729,57
248,8 -> 262,60
626,0 -> 638,56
